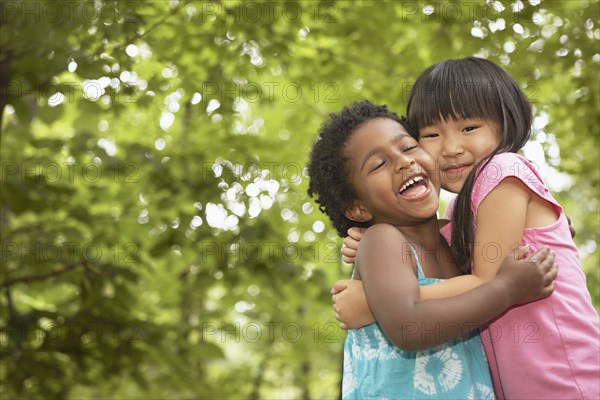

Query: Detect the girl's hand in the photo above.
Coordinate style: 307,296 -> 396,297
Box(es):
331,279 -> 375,329
341,227 -> 365,264
566,214 -> 576,238
495,245 -> 557,306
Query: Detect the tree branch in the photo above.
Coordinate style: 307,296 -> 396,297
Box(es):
1,261 -> 82,288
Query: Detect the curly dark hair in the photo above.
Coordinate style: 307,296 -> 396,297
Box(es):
306,100 -> 414,237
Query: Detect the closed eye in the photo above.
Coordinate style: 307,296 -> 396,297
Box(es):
419,133 -> 439,139
371,160 -> 385,172
402,145 -> 418,152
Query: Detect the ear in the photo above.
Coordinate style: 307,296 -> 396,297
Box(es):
344,201 -> 373,223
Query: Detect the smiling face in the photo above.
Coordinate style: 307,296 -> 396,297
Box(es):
407,58 -> 531,195
343,118 -> 440,227
418,117 -> 501,193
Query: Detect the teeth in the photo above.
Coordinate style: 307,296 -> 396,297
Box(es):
399,176 -> 424,193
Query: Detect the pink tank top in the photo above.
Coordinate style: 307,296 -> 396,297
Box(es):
441,153 -> 599,399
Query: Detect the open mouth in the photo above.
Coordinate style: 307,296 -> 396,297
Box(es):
398,175 -> 430,199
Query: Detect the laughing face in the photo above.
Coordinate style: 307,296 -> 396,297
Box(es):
343,118 -> 440,227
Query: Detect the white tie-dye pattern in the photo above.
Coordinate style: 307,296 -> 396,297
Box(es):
349,327 -> 402,362
414,348 -> 463,395
414,367 -> 438,395
342,349 -> 358,398
476,382 -> 495,399
467,382 -> 496,400
351,341 -> 362,360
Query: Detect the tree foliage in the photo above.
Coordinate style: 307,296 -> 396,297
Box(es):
1,0 -> 598,398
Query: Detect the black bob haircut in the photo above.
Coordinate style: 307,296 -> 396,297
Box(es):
407,57 -> 532,273
306,100 -> 414,238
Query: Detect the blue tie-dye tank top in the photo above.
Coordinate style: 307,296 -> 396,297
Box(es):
342,246 -> 495,399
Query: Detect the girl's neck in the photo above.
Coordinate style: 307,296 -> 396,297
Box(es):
395,218 -> 443,250
396,218 -> 459,278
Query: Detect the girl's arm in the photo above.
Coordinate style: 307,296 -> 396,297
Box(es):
333,205 -> 542,329
356,223 -> 555,351
332,244 -> 535,330
420,178 -> 532,300
334,180 -> 565,326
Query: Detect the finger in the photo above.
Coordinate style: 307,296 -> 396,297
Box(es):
524,245 -> 549,262
343,237 -> 360,250
514,244 -> 529,261
347,227 -> 363,241
332,280 -> 350,294
342,255 -> 355,264
539,251 -> 555,271
341,245 -> 357,258
543,281 -> 556,297
545,263 -> 558,283
564,214 -> 576,238
341,251 -> 356,262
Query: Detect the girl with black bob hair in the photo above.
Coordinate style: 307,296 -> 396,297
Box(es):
407,56 -> 531,273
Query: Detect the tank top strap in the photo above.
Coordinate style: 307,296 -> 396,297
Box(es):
407,244 -> 426,280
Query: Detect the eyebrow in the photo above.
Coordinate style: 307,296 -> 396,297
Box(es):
359,133 -> 412,171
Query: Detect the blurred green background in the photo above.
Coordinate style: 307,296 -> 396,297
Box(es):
1,0 -> 598,398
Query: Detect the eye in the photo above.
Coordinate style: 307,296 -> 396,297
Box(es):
371,160 -> 385,172
419,132 -> 439,139
402,145 -> 418,152
462,126 -> 479,133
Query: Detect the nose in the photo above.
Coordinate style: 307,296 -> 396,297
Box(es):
441,133 -> 464,158
394,154 -> 417,174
